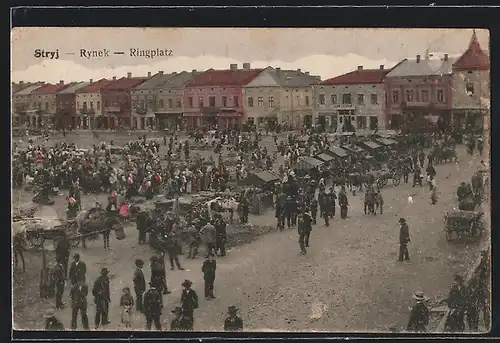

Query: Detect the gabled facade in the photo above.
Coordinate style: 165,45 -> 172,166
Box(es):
384,54 -> 455,130
55,81 -> 91,129
29,81 -> 73,128
183,63 -> 263,129
244,67 -> 321,129
12,84 -> 45,126
451,30 -> 490,131
76,78 -> 116,129
100,73 -> 147,129
314,65 -> 389,132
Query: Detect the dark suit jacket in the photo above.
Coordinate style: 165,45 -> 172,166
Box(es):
181,289 -> 199,310
133,268 -> 146,293
202,259 -> 217,280
92,275 -> 110,301
69,261 -> 87,284
70,284 -> 88,309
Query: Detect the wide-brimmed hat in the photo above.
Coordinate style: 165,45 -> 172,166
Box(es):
172,306 -> 182,314
182,279 -> 193,287
44,308 -> 56,318
412,291 -> 428,301
73,253 -> 80,259
399,218 -> 406,223
135,259 -> 144,267
100,268 -> 109,275
228,305 -> 239,314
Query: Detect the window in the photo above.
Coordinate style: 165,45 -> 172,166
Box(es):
392,90 -> 399,103
77,102 -> 80,109
103,100 -> 108,107
295,96 -> 300,107
319,94 -> 325,105
369,116 -> 378,130
44,102 -> 49,110
370,94 -> 378,105
331,94 -> 337,105
222,96 -> 227,107
258,97 -> 264,107
247,97 -> 254,107
51,102 -> 55,109
188,97 -> 193,108
83,102 -> 88,109
466,83 -> 475,96
285,96 -> 289,107
305,96 -> 310,106
269,96 -> 275,107
199,97 -> 204,107
90,101 -> 94,109
209,96 -> 216,107
421,89 -> 429,102
139,100 -> 145,109
406,89 -> 413,102
148,99 -> 154,110
437,89 -> 445,103
176,99 -> 181,108
97,101 -> 100,110
234,96 -> 239,107
357,116 -> 367,129
159,99 -> 164,108
357,94 -> 364,105
342,93 -> 352,105
168,99 -> 173,108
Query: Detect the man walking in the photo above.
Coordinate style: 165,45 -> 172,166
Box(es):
407,291 -> 430,332
52,257 -> 66,309
224,305 -> 244,332
338,186 -> 349,219
92,268 -> 111,329
13,232 -> 27,272
69,253 -> 87,285
55,232 -> 71,279
180,280 -> 198,330
143,282 -> 163,330
133,259 -> 146,313
70,279 -> 90,330
202,253 -> 217,300
398,218 -> 410,261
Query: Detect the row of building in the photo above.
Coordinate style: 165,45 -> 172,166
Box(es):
12,31 -> 489,132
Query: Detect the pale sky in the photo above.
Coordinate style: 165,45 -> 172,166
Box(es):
11,28 -> 489,83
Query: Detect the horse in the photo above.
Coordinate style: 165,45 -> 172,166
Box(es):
206,197 -> 239,222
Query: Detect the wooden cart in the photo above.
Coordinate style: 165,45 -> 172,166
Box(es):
444,210 -> 484,242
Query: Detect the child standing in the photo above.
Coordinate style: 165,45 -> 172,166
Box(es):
120,287 -> 135,328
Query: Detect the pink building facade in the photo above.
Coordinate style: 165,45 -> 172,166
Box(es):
384,54 -> 454,130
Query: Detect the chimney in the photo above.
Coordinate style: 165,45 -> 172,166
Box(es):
147,72 -> 151,78
243,63 -> 251,71
112,76 -> 116,80
127,72 -> 132,78
192,69 -> 197,73
89,79 -> 93,83
230,64 -> 238,71
159,71 -> 164,75
172,72 -> 177,75
297,69 -> 301,73
444,53 -> 448,61
416,55 -> 421,63
276,67 -> 281,73
20,81 -> 24,86
357,66 -> 363,71
305,72 -> 310,76
380,65 -> 384,70
59,80 -> 64,85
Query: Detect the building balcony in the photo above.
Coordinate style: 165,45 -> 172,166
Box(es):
79,108 -> 96,115
104,105 -> 125,113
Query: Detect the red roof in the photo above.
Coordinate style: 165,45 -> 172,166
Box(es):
31,83 -> 71,94
187,69 -> 264,87
77,78 -> 115,93
321,69 -> 390,85
453,30 -> 490,71
101,77 -> 147,90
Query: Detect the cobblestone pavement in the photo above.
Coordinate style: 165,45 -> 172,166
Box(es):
12,144 -> 488,332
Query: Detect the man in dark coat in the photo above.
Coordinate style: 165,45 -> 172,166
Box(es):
445,274 -> 466,332
284,196 -> 294,229
52,257 -> 66,309
136,211 -> 149,244
13,232 -> 27,272
202,253 -> 217,300
55,232 -> 71,279
165,233 -> 184,270
69,253 -> 87,285
310,197 -> 318,225
338,186 -> 349,219
150,255 -> 170,296
398,218 -> 410,261
407,292 -> 429,332
214,217 -> 227,257
92,268 -> 111,328
224,305 -> 244,332
297,213 -> 308,255
70,279 -> 90,330
44,308 -> 65,331
466,276 -> 480,331
133,259 -> 146,313
180,279 -> 198,330
143,282 -> 163,330
302,211 -> 313,247
329,188 -> 337,217
170,306 -> 191,331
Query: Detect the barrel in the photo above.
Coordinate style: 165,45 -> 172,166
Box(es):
114,224 -> 126,240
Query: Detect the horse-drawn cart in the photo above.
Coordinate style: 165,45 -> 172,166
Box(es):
444,210 -> 484,242
12,217 -> 78,249
371,169 -> 402,188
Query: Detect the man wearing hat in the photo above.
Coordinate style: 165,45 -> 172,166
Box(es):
180,279 -> 198,330
142,282 -> 163,330
445,274 -> 466,332
70,279 -> 90,330
92,268 -> 111,328
44,308 -> 64,331
202,253 -> 217,300
407,292 -> 429,332
338,186 -> 349,219
224,305 -> 244,332
52,257 -> 66,309
398,218 -> 410,261
69,253 -> 87,285
55,231 -> 71,280
133,259 -> 146,313
169,306 -> 191,331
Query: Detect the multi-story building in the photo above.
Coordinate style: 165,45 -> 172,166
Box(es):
76,78 -> 116,129
313,65 -> 389,132
451,30 -> 490,131
29,81 -> 72,128
384,53 -> 455,130
183,63 -> 263,129
12,84 -> 44,126
154,70 -> 202,130
244,67 -> 320,129
131,71 -> 176,130
55,81 -> 90,129
101,73 -> 147,129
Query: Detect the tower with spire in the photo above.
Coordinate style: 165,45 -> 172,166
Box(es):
450,30 -> 490,132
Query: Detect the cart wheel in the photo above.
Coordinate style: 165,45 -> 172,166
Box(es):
71,239 -> 81,247
376,179 -> 384,189
445,230 -> 452,241
30,234 -> 45,248
382,178 -> 388,186
392,173 -> 401,186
